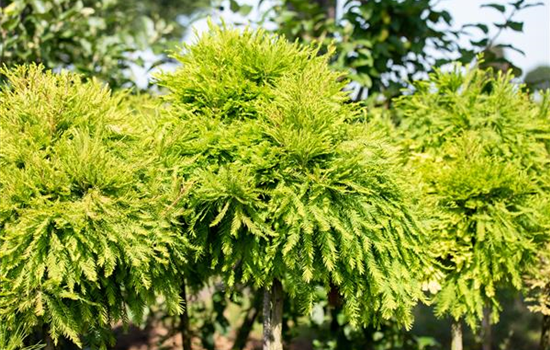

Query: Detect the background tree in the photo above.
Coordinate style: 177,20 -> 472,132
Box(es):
262,0 -> 455,99
479,46 -> 521,76
156,24 -> 433,350
395,64 -> 550,350
0,0 -> 209,88
254,0 -> 538,100
125,0 -> 211,37
525,66 -> 550,92
0,65 -> 184,348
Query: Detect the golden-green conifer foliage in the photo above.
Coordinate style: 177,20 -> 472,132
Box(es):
157,24 -> 430,327
0,65 -> 184,348
396,65 -> 550,328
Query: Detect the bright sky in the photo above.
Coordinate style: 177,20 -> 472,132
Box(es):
439,0 -> 550,74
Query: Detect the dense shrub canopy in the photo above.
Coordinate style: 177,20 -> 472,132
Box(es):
397,67 -> 550,168
0,65 -> 184,348
157,24 -> 431,327
396,65 -> 550,327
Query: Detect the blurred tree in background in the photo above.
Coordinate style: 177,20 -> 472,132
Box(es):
264,0 -> 455,99
0,0 -> 537,94
0,0 -> 209,88
127,0 -> 210,36
258,0 -> 539,100
525,66 -> 550,92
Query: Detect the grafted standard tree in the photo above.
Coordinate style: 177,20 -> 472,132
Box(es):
158,24 -> 432,349
0,65 -> 184,349
396,64 -> 550,350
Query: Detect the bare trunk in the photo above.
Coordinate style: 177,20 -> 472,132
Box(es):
541,314 -> 550,350
43,325 -> 55,350
482,306 -> 492,350
232,291 -> 262,350
44,337 -> 54,350
39,324 -> 56,350
180,281 -> 192,350
451,320 -> 463,350
262,279 -> 284,350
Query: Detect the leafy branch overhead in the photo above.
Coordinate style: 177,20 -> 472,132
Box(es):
255,0 -> 539,99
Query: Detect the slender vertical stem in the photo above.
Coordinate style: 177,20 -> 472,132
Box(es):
44,337 -> 54,350
451,320 -> 463,350
179,280 -> 192,350
263,279 -> 284,350
482,306 -> 492,350
272,280 -> 284,350
540,314 -> 550,350
42,324 -> 55,350
328,284 -> 347,347
263,287 -> 272,350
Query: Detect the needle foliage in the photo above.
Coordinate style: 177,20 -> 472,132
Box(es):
396,64 -> 550,328
157,24 -> 431,327
0,65 -> 184,348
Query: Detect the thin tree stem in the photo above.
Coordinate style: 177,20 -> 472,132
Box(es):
42,324 -> 55,350
482,306 -> 492,350
541,314 -> 550,350
451,320 -> 463,350
263,279 -> 284,350
180,280 -> 192,350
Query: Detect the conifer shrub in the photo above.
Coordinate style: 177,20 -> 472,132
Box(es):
157,24 -> 431,343
0,65 -> 184,348
395,65 -> 550,335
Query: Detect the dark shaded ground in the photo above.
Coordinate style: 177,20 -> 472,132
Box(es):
411,290 -> 541,350
100,289 -> 541,350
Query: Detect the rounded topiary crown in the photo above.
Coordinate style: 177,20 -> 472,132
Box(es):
0,65 -> 183,347
158,24 -> 430,327
396,64 -> 550,328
